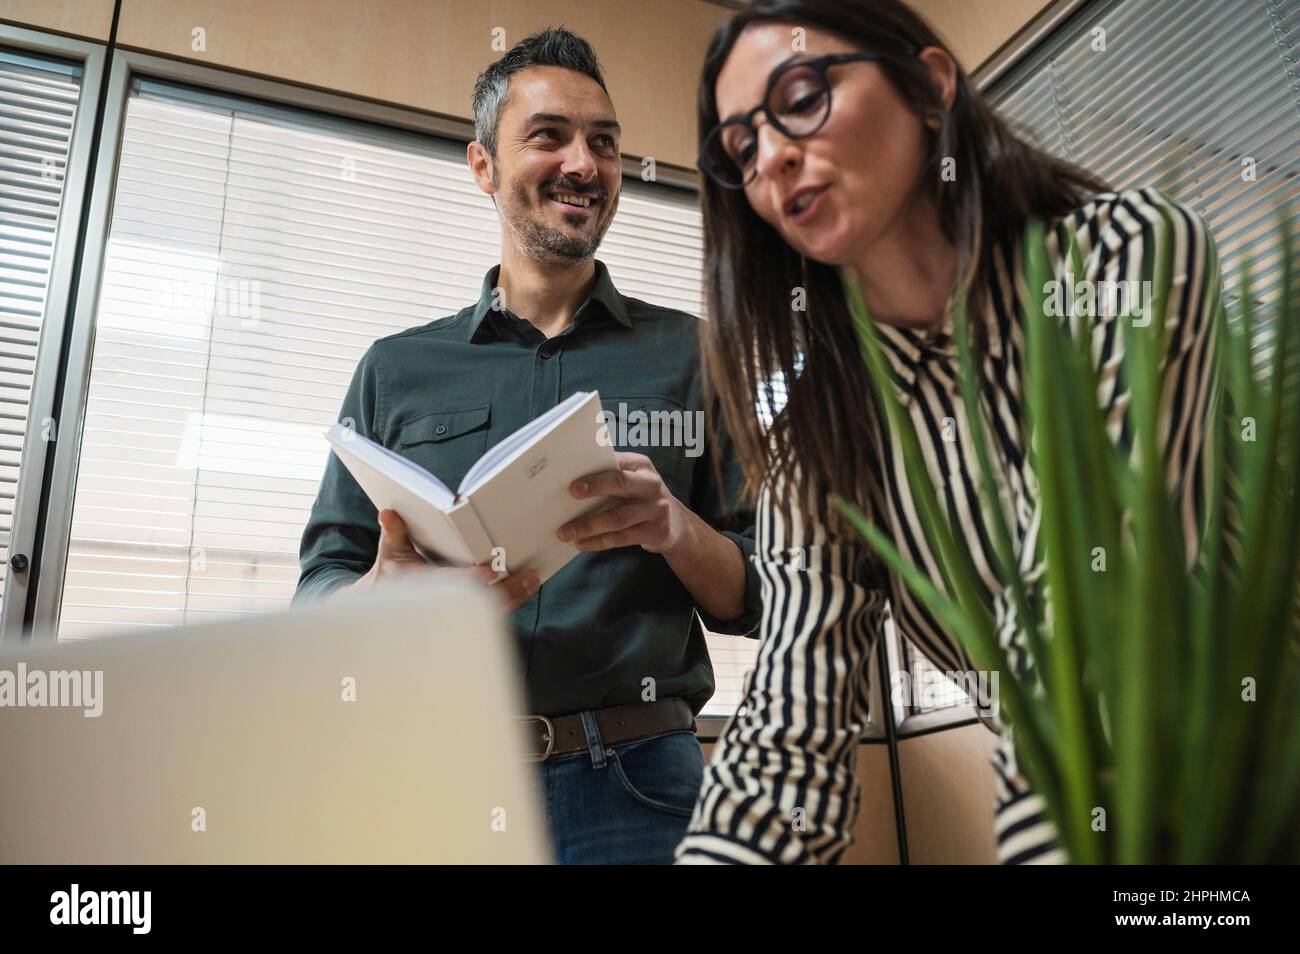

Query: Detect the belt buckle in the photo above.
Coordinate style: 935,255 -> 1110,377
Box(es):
519,715 -> 555,763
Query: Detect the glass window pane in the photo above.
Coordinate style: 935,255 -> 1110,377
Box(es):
57,82 -> 754,715
0,49 -> 83,617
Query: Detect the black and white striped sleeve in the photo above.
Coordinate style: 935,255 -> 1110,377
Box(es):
674,475 -> 889,864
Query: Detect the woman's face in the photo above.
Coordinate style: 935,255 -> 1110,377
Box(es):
713,22 -> 931,266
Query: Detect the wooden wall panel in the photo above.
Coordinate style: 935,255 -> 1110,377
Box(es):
0,0 -> 115,42
898,722 -> 1001,864
912,0 -> 1053,71
1,0 -> 1055,165
112,0 -> 728,169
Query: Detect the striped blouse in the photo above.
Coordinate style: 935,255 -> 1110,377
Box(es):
676,189 -> 1224,865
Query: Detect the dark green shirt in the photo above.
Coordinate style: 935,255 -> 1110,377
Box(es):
295,260 -> 761,716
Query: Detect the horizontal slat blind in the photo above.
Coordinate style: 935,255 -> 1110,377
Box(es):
0,50 -> 82,617
58,83 -> 752,715
990,0 -> 1300,334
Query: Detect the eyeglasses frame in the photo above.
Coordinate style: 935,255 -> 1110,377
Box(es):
698,46 -> 923,190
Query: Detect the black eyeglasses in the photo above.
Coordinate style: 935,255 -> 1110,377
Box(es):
699,49 -> 916,190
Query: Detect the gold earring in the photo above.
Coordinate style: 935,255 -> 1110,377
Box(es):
926,110 -> 943,130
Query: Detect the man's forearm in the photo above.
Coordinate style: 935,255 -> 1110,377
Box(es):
662,504 -> 748,623
293,565 -> 364,607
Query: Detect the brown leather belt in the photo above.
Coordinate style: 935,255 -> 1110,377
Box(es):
519,698 -> 694,762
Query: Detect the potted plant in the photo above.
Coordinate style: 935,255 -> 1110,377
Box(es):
837,209 -> 1299,863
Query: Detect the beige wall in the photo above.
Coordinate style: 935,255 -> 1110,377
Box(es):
0,0 -> 726,168
111,0 -> 731,168
898,722 -> 1000,863
843,743 -> 903,864
0,0 -> 115,41
3,0 -> 1053,169
912,0 -> 1053,72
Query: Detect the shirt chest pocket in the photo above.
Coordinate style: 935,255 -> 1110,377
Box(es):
600,395 -> 697,500
391,405 -> 491,492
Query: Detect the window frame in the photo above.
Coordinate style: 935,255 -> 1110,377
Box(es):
0,24 -> 106,646
25,48 -> 700,643
969,0 -> 1095,92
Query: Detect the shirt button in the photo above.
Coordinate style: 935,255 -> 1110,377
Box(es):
434,424 -> 447,435
539,346 -> 554,359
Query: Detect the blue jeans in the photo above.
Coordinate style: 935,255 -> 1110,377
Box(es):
534,715 -> 704,865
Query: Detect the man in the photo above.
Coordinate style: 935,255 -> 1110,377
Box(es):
295,27 -> 760,864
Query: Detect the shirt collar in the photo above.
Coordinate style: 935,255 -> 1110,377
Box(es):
872,302 -> 1003,402
466,259 -> 632,342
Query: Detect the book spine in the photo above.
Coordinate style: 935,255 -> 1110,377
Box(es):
447,497 -> 496,565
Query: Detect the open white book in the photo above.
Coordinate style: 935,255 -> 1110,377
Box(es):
325,390 -> 617,585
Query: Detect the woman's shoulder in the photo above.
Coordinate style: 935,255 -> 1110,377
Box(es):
1030,188 -> 1224,363
1045,187 -> 1217,267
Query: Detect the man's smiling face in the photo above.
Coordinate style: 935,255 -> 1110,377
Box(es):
488,65 -> 622,265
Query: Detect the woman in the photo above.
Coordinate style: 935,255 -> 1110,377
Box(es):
676,0 -> 1222,864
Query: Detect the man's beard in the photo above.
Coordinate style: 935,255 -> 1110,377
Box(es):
498,172 -> 615,266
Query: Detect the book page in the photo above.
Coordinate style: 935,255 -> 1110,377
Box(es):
325,425 -> 480,564
463,391 -> 617,584
458,389 -> 594,495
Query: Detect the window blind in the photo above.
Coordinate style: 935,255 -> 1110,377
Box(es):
0,49 -> 82,619
55,81 -> 755,715
988,0 -> 1300,335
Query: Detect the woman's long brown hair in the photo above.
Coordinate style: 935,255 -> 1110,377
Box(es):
698,0 -> 1110,529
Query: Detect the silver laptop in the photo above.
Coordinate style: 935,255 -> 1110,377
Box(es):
0,579 -> 549,863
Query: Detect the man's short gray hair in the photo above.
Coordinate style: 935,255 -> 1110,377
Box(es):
472,27 -> 609,157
